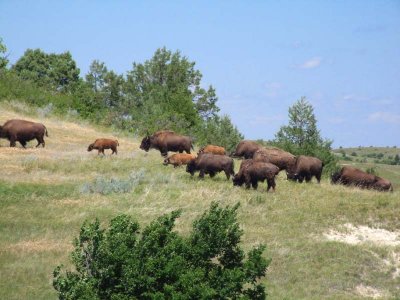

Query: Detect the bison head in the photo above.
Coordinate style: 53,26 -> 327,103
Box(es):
140,136 -> 151,152
232,174 -> 244,186
163,158 -> 170,166
286,171 -> 298,181
87,143 -> 94,152
330,172 -> 341,184
186,160 -> 197,176
373,177 -> 393,192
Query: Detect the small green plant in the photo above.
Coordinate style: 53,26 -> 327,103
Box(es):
366,167 -> 379,176
53,203 -> 269,299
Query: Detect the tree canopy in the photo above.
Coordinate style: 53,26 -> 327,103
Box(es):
12,49 -> 81,92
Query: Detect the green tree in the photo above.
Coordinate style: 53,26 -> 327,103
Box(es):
124,47 -> 218,132
85,60 -> 108,92
274,97 -> 337,173
53,203 -> 269,299
12,49 -> 80,92
195,115 -> 244,153
0,37 -> 9,70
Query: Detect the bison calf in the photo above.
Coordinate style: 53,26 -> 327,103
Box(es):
186,153 -> 235,180
88,138 -> 119,155
198,145 -> 226,156
163,153 -> 196,168
233,159 -> 280,192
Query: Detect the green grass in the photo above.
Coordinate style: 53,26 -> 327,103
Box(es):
1,103 -> 400,299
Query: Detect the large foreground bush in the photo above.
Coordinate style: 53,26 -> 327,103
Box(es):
53,203 -> 269,299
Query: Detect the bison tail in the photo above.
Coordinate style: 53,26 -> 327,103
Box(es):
116,140 -> 119,146
44,126 -> 49,137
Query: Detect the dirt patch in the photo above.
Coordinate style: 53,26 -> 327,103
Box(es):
324,223 -> 400,247
355,284 -> 386,299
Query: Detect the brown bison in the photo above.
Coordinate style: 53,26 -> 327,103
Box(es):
230,140 -> 261,159
253,147 -> 296,171
186,153 -> 235,179
140,130 -> 193,157
233,159 -> 280,192
0,119 -> 48,148
198,145 -> 226,156
88,138 -> 119,155
286,155 -> 323,183
331,166 -> 393,192
163,153 -> 196,168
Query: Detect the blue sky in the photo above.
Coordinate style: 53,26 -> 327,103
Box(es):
1,0 -> 399,147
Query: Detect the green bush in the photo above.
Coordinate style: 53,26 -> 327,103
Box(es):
53,203 -> 269,299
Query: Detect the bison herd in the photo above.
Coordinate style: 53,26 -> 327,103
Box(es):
0,120 -> 394,193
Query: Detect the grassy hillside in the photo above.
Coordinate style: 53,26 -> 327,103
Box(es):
333,147 -> 400,166
1,102 -> 400,299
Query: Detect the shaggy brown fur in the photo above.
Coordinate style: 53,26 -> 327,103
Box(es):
198,145 -> 226,156
186,153 -> 235,180
88,138 -> 119,155
140,130 -> 193,157
163,153 -> 196,167
233,159 -> 280,192
286,155 -> 323,183
0,119 -> 48,148
331,166 -> 393,192
230,140 -> 261,159
253,147 -> 296,171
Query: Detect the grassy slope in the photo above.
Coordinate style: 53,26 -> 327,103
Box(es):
1,102 -> 399,300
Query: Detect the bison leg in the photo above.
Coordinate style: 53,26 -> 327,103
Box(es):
19,140 -> 27,148
209,171 -> 216,178
316,172 -> 322,183
267,178 -> 276,192
305,174 -> 312,183
36,137 -> 45,148
9,135 -> 17,147
199,170 -> 205,178
112,146 -> 117,155
251,180 -> 258,190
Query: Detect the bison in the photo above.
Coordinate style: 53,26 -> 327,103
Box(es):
331,166 -> 393,192
163,153 -> 196,168
286,155 -> 323,183
88,138 -> 119,155
186,153 -> 235,180
0,119 -> 48,148
253,147 -> 296,171
198,145 -> 226,156
233,159 -> 280,192
230,140 -> 261,159
140,130 -> 193,157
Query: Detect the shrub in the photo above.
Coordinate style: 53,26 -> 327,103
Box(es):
80,169 -> 145,195
366,167 -> 379,176
53,203 -> 269,299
